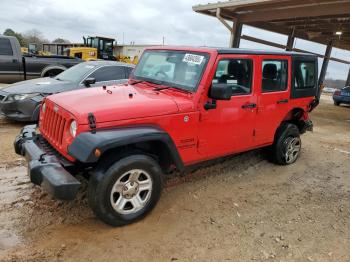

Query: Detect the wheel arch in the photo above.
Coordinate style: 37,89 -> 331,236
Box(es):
41,65 -> 67,77
280,107 -> 310,134
68,126 -> 184,173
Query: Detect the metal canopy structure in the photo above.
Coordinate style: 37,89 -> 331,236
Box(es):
193,0 -> 350,86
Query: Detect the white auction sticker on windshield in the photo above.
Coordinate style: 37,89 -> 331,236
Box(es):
183,54 -> 204,65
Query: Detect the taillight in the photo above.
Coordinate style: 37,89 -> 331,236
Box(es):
334,89 -> 341,96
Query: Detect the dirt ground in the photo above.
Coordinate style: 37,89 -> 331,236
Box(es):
0,94 -> 349,262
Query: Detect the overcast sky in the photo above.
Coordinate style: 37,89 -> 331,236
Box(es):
1,0 -> 349,80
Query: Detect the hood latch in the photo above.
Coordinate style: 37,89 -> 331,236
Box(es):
88,112 -> 96,134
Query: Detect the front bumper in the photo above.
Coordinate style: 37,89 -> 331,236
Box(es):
14,125 -> 80,200
0,97 -> 41,122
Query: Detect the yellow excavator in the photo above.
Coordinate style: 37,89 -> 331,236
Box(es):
63,36 -> 117,61
63,47 -> 97,61
116,55 -> 139,65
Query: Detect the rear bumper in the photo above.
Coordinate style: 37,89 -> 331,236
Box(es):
333,95 -> 350,104
14,125 -> 80,200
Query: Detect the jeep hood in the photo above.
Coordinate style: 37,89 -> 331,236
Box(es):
48,84 -> 184,124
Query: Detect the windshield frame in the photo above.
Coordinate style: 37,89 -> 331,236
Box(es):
131,50 -> 210,92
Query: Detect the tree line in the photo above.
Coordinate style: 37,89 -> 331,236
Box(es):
3,28 -> 71,49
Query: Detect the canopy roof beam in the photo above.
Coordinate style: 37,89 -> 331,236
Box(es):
215,8 -> 242,48
346,68 -> 350,87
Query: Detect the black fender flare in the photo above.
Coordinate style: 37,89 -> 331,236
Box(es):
68,126 -> 184,171
31,104 -> 41,122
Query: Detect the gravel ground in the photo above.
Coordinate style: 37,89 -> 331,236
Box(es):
0,94 -> 349,261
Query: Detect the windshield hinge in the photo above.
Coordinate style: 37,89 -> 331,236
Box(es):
88,112 -> 96,134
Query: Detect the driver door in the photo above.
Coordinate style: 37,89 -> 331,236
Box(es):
197,55 -> 258,159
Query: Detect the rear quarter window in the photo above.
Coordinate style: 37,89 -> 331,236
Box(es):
294,62 -> 316,89
125,67 -> 134,78
89,66 -> 126,82
291,57 -> 318,99
0,39 -> 13,56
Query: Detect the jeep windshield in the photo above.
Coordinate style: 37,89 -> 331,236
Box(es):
132,50 -> 209,92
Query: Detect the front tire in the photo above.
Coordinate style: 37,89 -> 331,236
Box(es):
88,154 -> 163,226
270,123 -> 301,165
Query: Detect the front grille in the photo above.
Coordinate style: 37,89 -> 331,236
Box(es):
40,105 -> 67,147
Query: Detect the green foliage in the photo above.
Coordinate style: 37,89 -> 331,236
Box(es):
3,28 -> 71,49
52,38 -> 70,44
3,28 -> 26,46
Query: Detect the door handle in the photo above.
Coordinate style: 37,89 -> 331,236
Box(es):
241,103 -> 257,109
12,59 -> 18,63
277,99 -> 289,104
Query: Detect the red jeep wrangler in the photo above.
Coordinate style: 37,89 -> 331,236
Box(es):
14,47 -> 318,226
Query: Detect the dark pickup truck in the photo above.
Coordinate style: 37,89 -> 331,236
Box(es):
0,35 -> 82,84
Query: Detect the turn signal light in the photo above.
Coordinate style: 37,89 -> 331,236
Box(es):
94,148 -> 102,158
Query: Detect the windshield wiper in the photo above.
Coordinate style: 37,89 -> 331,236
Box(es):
129,80 -> 145,85
130,79 -> 190,94
130,79 -> 163,86
153,85 -> 191,94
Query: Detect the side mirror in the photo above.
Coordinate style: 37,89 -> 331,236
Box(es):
83,77 -> 96,87
209,83 -> 232,100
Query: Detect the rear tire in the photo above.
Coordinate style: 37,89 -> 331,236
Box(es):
270,123 -> 301,165
334,101 -> 340,106
88,154 -> 163,226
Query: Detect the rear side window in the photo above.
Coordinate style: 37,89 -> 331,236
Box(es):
89,66 -> 126,82
262,60 -> 288,92
125,67 -> 133,78
0,39 -> 13,56
294,61 -> 316,89
212,59 -> 253,96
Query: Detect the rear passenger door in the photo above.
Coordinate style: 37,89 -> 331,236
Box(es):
255,55 -> 291,145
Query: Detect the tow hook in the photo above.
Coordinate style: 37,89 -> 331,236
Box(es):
38,153 -> 47,163
305,120 -> 313,132
308,99 -> 319,112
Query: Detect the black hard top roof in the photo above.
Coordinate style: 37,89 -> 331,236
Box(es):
149,46 -> 317,58
216,48 -> 316,57
84,60 -> 135,67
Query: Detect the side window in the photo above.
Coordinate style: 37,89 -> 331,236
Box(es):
89,66 -> 126,82
212,59 -> 253,96
262,60 -> 288,92
0,39 -> 13,56
125,67 -> 133,78
294,61 -> 316,89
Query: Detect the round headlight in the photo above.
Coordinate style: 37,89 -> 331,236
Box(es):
70,121 -> 77,137
42,102 -> 46,113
